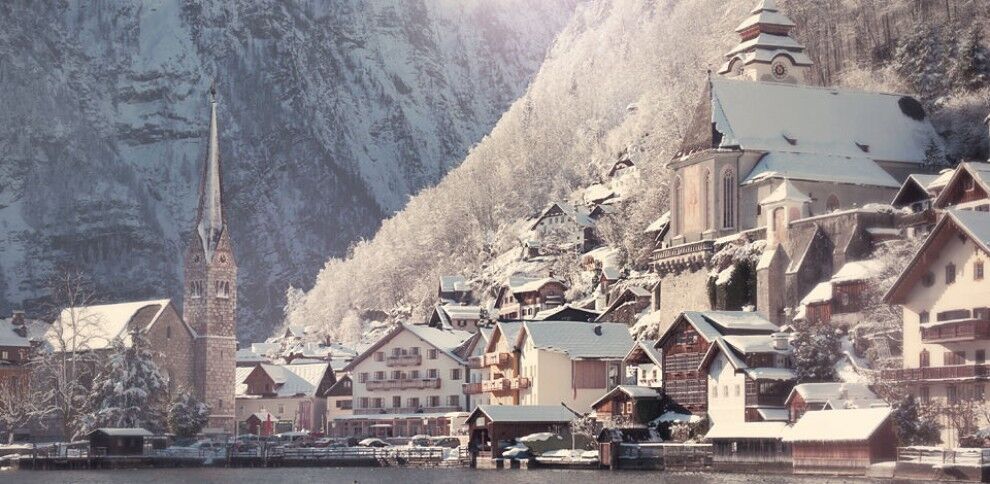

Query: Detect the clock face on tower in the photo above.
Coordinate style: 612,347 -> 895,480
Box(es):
772,62 -> 788,79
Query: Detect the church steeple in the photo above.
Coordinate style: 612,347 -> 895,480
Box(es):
196,83 -> 225,260
718,0 -> 813,84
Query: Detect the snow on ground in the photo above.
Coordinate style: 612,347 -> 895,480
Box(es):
835,335 -> 872,383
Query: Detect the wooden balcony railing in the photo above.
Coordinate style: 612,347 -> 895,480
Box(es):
462,382 -> 483,395
882,364 -> 990,382
921,318 -> 990,343
479,352 -> 512,368
481,377 -> 529,393
365,378 -> 442,391
385,354 -> 422,367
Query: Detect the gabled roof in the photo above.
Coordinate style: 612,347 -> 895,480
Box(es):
46,299 -> 192,351
597,286 -> 652,322
485,322 -> 524,353
591,385 -> 663,409
241,362 -> 332,398
783,407 -> 892,442
89,428 -> 153,437
439,275 -> 470,293
885,210 -> 990,303
468,404 -> 578,424
760,179 -> 812,205
530,202 -> 595,230
532,305 -> 600,322
324,374 -> 353,397
657,311 -> 779,349
624,340 -> 663,367
831,260 -> 883,283
706,421 -> 787,440
933,161 -> 990,209
784,382 -> 882,407
892,173 -> 940,207
681,77 -> 938,163
344,323 -> 473,371
518,321 -> 633,359
0,319 -> 36,348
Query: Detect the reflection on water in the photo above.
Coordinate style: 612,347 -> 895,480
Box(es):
1,467 -> 887,484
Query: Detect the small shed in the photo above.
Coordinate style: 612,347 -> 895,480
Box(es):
467,405 -> 577,458
590,385 -> 663,426
88,428 -> 153,456
783,407 -> 895,475
245,410 -> 277,437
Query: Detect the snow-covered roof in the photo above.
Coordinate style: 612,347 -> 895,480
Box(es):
196,95 -> 227,260
785,382 -> 880,406
235,366 -> 253,396
652,411 -> 702,425
756,407 -> 790,422
240,363 -> 331,398
521,321 -> 633,359
709,78 -> 938,163
439,276 -> 469,293
591,385 -> 663,409
47,299 -> 177,351
800,282 -> 833,306
831,260 -> 884,283
403,323 -> 473,362
507,275 -> 565,294
584,184 -> 616,204
760,179 -> 812,205
440,305 -> 483,320
744,367 -> 796,381
783,407 -> 892,442
0,320 -> 34,348
744,152 -> 900,188
236,348 -> 268,364
531,202 -> 595,230
706,421 -> 788,440
532,304 -> 600,321
90,428 -> 153,437
470,404 -> 577,423
723,334 -> 789,354
677,311 -> 780,342
645,211 -> 671,234
735,9 -> 795,33
625,340 -> 663,367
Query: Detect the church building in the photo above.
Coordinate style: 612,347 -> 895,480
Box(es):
650,0 -> 941,328
45,87 -> 238,434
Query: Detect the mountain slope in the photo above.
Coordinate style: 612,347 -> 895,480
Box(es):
0,0 -> 578,340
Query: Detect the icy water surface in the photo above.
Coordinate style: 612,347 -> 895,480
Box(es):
0,467 -> 902,484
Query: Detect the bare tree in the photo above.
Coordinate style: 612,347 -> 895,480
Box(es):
0,377 -> 41,444
34,270 -> 105,441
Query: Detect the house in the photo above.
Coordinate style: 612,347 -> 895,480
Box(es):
467,404 -> 578,458
493,275 -> 567,320
892,173 -> 948,212
332,323 -> 475,438
428,304 -> 486,332
530,202 -> 598,252
882,209 -> 990,447
655,311 -> 780,415
324,375 -> 353,423
245,410 -> 276,437
624,340 -> 663,388
607,157 -> 636,179
438,276 -> 472,304
235,362 -> 335,434
88,428 -> 152,456
463,326 -> 493,408
783,407 -> 896,475
796,259 -> 883,326
784,382 -> 885,423
932,161 -> 990,211
0,311 -> 45,389
597,286 -> 652,325
705,420 -> 791,471
701,332 -> 795,427
590,385 -> 664,426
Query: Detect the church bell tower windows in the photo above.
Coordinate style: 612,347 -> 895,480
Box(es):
722,170 -> 735,229
190,280 -> 204,298
215,280 -> 231,299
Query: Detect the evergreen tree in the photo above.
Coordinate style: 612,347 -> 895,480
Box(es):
953,26 -> 990,91
791,321 -> 841,383
894,22 -> 957,105
167,391 -> 210,438
891,394 -> 941,446
87,329 -> 169,431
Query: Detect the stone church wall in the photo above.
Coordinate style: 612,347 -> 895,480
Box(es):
657,269 -> 712,333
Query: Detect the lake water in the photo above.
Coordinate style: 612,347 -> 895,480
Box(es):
0,468 -> 889,484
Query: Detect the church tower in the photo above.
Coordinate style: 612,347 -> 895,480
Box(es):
184,85 -> 237,433
718,0 -> 814,84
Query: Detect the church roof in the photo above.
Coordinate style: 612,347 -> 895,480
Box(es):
745,152 -> 900,188
680,77 -> 939,165
196,87 -> 227,260
761,179 -> 812,205
46,299 -> 186,351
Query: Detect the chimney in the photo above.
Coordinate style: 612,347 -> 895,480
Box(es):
593,325 -> 603,336
771,332 -> 789,351
11,310 -> 25,326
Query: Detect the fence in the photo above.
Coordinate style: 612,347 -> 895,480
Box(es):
897,447 -> 990,467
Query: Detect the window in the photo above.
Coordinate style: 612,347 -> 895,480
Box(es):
372,398 -> 383,409
947,385 -> 958,404
448,395 -> 460,407
393,396 -> 401,408
946,264 -> 956,285
360,397 -> 369,409
411,370 -> 420,379
451,368 -> 462,380
978,350 -> 986,364
410,347 -> 420,355
391,370 -> 402,380
218,399 -> 223,410
391,348 -> 401,357
734,385 -> 740,397
944,350 -> 966,366
374,352 -> 384,362
919,350 -> 930,368
427,349 -> 438,360
922,272 -> 935,287
408,397 -> 420,409
358,373 -> 368,383
975,384 -> 985,401
166,326 -> 172,339
428,396 -> 440,407
919,311 -> 930,324
427,369 -> 438,379
722,385 -> 728,397
215,280 -> 230,299
673,177 -> 682,234
722,170 -> 735,229
703,170 -> 711,230
976,262 -> 985,281
711,385 -> 718,399
919,387 -> 930,404
278,404 -> 284,414
374,371 -> 385,381
965,177 -> 976,191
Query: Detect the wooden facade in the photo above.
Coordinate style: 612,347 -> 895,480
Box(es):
659,319 -> 711,414
790,419 -> 896,474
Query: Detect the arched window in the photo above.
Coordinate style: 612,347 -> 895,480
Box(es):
722,170 -> 735,229
703,170 -> 711,230
826,194 -> 840,212
673,176 -> 683,235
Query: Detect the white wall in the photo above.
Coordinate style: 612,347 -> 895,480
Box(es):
707,352 -> 747,425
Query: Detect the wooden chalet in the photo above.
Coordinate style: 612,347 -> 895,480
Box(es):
783,407 -> 895,475
784,382 -> 885,423
932,161 -> 990,211
655,311 -> 779,415
493,275 -> 567,320
596,285 -> 652,326
590,385 -> 664,426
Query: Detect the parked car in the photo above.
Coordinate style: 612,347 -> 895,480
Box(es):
358,438 -> 389,448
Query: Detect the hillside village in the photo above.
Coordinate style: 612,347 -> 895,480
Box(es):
7,0 -> 990,479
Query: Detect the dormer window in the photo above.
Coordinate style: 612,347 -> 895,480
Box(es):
781,132 -> 797,146
855,142 -> 870,153
964,177 -> 976,192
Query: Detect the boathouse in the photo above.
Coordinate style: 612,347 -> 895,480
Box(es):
783,407 -> 895,474
467,404 -> 577,458
88,428 -> 153,456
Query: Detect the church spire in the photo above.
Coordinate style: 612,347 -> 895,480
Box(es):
718,0 -> 813,84
196,82 -> 225,259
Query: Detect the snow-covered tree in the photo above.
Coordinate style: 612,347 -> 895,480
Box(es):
338,309 -> 364,345
167,391 -> 210,438
894,21 -> 957,106
953,26 -> 990,91
791,321 -> 842,383
891,394 -> 941,446
0,378 -> 41,444
86,330 -> 169,432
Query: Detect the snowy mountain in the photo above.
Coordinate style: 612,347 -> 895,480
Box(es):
285,0 -> 990,342
0,0 -> 579,340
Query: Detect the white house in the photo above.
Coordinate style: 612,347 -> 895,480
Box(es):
235,362 -> 335,433
701,332 -> 795,427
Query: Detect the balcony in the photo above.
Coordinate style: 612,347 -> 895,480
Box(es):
462,382 -> 483,395
921,318 -> 990,343
475,352 -> 511,368
365,378 -> 442,391
386,354 -> 422,367
651,240 -> 715,275
481,377 -> 529,393
882,364 -> 990,382
509,377 -> 531,390
354,405 -> 461,416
